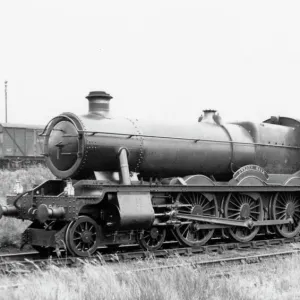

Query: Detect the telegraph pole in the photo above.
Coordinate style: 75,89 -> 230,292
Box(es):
4,81 -> 7,123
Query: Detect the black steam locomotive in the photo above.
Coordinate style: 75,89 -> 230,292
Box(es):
1,91 -> 300,257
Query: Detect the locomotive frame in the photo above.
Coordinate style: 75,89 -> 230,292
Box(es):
2,164 -> 300,257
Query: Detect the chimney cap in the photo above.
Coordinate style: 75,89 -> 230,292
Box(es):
203,109 -> 217,113
86,91 -> 112,101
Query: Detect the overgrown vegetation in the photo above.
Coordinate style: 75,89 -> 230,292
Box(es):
0,255 -> 299,299
0,166 -> 54,249
0,165 -> 54,196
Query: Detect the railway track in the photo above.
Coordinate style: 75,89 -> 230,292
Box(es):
1,235 -> 300,274
114,249 -> 300,275
0,251 -> 40,262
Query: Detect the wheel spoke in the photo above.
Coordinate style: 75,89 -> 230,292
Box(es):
76,242 -> 83,250
182,194 -> 192,204
201,202 -> 210,209
181,224 -> 191,237
293,213 -> 300,219
232,195 -> 242,206
197,195 -> 204,206
192,193 -> 197,204
277,198 -> 286,206
229,201 -> 240,208
228,208 -> 241,212
228,212 -> 241,218
197,198 -> 205,208
202,207 -> 213,212
275,205 -> 287,210
249,204 -> 260,209
74,231 -> 81,237
250,214 -> 258,221
250,211 -> 260,215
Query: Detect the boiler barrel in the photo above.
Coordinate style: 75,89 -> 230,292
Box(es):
44,112 -> 256,180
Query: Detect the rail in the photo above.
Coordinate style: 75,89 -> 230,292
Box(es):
1,236 -> 299,274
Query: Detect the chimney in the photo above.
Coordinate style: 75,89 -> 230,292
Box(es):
198,109 -> 217,123
86,91 -> 113,115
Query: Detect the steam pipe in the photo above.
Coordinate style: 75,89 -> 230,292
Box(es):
119,148 -> 131,185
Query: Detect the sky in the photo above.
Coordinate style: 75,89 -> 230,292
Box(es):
0,1 -> 300,126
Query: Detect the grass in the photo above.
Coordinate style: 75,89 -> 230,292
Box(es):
0,254 -> 300,299
0,165 -> 54,196
0,166 -> 54,249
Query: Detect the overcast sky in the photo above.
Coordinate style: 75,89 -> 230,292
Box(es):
0,1 -> 300,126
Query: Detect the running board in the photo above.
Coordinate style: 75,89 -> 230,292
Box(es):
176,213 -> 293,229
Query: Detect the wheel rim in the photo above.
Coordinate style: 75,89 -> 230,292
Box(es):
272,192 -> 300,238
174,192 -> 218,247
138,227 -> 166,251
65,216 -> 99,257
224,193 -> 263,242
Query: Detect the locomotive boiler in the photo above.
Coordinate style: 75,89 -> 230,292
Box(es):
1,91 -> 300,257
44,92 -> 300,181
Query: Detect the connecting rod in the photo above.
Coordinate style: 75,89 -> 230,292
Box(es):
176,213 -> 293,229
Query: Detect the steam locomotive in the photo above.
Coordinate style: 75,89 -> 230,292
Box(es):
1,91 -> 300,257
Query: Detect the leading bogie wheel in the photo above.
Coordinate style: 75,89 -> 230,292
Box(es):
65,216 -> 100,257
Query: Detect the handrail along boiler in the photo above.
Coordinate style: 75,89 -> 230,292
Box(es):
1,91 -> 300,256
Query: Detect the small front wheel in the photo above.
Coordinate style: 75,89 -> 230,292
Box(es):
65,216 -> 100,257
